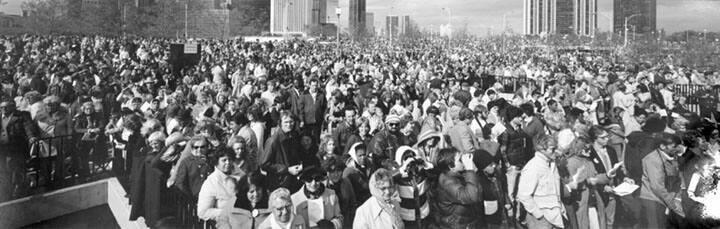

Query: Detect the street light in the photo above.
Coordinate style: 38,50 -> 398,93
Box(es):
336,7 -> 341,49
442,7 -> 452,48
624,13 -> 641,47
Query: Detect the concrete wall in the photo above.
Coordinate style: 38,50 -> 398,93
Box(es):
0,178 -> 146,229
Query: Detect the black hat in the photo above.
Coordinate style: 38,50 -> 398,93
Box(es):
473,149 -> 498,170
299,166 -> 325,182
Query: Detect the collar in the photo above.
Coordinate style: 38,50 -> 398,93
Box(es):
303,184 -> 325,199
269,214 -> 295,229
658,150 -> 675,161
368,197 -> 389,219
213,167 -> 231,180
534,152 -> 554,165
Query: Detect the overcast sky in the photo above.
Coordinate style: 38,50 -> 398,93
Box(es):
2,0 -> 719,35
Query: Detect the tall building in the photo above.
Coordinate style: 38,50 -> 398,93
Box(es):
337,0 -> 366,36
523,0 -> 597,36
386,15 -> 398,37
270,0 -> 316,34
613,0 -> 656,35
365,12 -> 374,35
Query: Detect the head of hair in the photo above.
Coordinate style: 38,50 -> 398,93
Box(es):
458,108 -> 474,121
535,134 -> 558,152
504,105 -> 523,121
268,188 -> 292,207
520,103 -> 535,116
658,133 -> 681,146
321,157 -> 346,173
587,125 -> 607,142
426,106 -> 440,116
436,148 -> 460,173
279,110 -> 296,121
211,147 -> 236,166
371,168 -> 394,187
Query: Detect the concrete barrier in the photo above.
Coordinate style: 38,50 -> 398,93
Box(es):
0,178 -> 148,229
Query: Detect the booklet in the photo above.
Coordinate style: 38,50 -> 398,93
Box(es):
613,182 -> 639,196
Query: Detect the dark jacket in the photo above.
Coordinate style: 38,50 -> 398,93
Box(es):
430,171 -> 482,229
261,129 -> 302,171
497,123 -> 534,167
174,154 -> 212,197
299,92 -> 326,125
332,122 -> 355,156
367,129 -> 401,168
1,110 -> 38,158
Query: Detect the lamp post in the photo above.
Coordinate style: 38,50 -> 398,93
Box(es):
624,13 -> 641,47
442,7 -> 452,48
336,7 -> 341,49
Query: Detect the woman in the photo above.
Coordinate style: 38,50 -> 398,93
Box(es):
353,168 -> 404,229
130,132 -> 169,227
685,158 -> 720,228
344,117 -> 373,155
344,142 -> 373,204
73,101 -> 106,178
299,134 -> 321,168
258,188 -> 306,229
604,107 -> 626,161
318,134 -> 337,161
234,172 -> 270,229
291,167 -> 344,229
229,136 -> 254,180
197,149 -> 238,229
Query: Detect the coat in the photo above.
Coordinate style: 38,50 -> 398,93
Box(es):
261,130 -> 302,172
299,92 -> 327,125
368,129 -> 401,167
430,171 -> 482,229
0,110 -> 37,158
447,121 -> 480,154
566,154 -> 609,229
130,150 -> 174,227
291,187 -> 343,229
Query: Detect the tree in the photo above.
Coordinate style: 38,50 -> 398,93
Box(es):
21,0 -> 72,34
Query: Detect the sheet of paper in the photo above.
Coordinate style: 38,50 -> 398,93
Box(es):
613,182 -> 639,196
307,198 -> 325,227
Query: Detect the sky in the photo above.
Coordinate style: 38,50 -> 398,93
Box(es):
2,0 -> 719,35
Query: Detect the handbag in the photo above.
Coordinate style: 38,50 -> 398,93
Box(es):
30,140 -> 58,158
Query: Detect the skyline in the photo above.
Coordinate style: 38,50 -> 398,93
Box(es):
2,0 -> 719,35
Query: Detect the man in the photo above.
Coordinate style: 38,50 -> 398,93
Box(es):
430,148 -> 482,228
299,78 -> 327,141
262,111 -> 303,178
520,103 -> 546,144
499,105 -> 535,211
368,115 -> 402,169
332,106 -> 357,156
286,79 -> 304,121
640,133 -> 685,228
353,168 -> 404,229
259,188 -> 306,229
448,108 -> 480,154
228,114 -> 258,167
0,100 -> 37,201
517,135 -> 571,229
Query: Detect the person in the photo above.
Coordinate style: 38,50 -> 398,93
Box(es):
414,129 -> 442,165
299,78 -> 327,141
175,136 -> 213,197
228,136 -> 254,179
639,133 -> 685,228
258,187 -> 306,229
368,114 -> 403,168
517,135 -> 569,229
234,172 -> 270,229
332,106 -> 357,157
0,99 -> 38,201
353,168 -> 405,229
344,117 -> 373,155
394,146 -> 433,228
291,166 -> 343,229
448,108 -> 480,154
685,158 -> 720,228
228,113 -> 258,166
73,101 -> 105,178
473,149 -> 504,229
321,157 -> 356,227
262,111 -> 303,178
429,147 -> 481,229
197,149 -> 238,228
343,142 -> 373,204
520,103 -> 546,143
130,131 -> 169,227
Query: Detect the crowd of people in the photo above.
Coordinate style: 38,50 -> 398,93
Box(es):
1,34 -> 720,229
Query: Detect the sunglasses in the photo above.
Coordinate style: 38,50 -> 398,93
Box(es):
388,123 -> 399,127
304,176 -> 325,182
193,145 -> 208,149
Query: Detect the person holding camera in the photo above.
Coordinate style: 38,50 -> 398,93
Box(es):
394,146 -> 434,228
429,148 -> 482,229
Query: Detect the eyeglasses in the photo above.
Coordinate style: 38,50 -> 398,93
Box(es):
193,145 -> 208,149
388,123 -> 399,127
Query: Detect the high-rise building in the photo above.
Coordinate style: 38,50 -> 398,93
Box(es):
386,15 -> 398,37
523,0 -> 597,36
337,0 -> 366,36
365,12 -> 374,35
613,0 -> 656,35
270,0 -> 316,34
